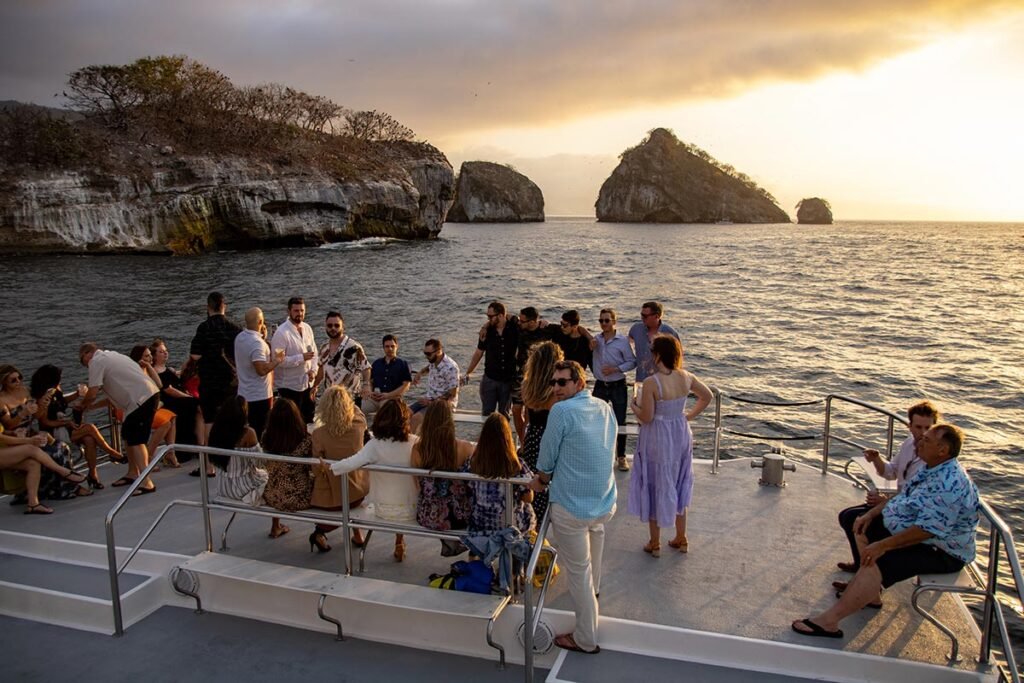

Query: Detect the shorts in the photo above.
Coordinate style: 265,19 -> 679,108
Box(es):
199,385 -> 235,423
511,374 -> 523,406
866,516 -> 966,588
122,395 -> 159,447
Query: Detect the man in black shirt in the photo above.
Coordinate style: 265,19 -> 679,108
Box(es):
555,309 -> 594,372
509,306 -> 560,441
189,291 -> 242,474
463,301 -> 519,418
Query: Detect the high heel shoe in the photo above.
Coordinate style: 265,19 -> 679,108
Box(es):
309,531 -> 332,554
643,541 -> 661,558
394,541 -> 406,562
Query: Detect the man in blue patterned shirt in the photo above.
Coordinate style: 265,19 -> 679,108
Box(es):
794,423 -> 979,638
529,360 -> 617,654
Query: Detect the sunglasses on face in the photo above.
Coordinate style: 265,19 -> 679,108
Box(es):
423,350 -> 436,357
549,378 -> 573,387
598,318 -> 612,323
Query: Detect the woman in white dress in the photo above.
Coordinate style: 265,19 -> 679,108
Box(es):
319,398 -> 417,562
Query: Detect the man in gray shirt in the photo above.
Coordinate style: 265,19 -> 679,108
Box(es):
592,307 -> 636,471
627,301 -> 680,382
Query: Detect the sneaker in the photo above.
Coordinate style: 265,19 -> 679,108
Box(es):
617,457 -> 630,472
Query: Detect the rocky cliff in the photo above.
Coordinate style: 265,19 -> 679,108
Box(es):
446,161 -> 544,223
796,197 -> 833,224
0,144 -> 455,254
596,128 -> 789,224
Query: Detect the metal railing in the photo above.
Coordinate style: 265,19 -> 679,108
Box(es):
709,389 -> 1023,678
104,442 -> 545,642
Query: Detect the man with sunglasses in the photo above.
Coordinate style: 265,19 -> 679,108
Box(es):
409,339 -> 460,424
592,308 -> 636,471
628,301 -> 679,382
314,311 -> 370,407
529,360 -> 617,655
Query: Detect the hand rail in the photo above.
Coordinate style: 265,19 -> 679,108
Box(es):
105,442 -> 535,636
522,508 -> 556,683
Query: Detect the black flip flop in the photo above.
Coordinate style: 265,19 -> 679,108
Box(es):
792,618 -> 843,639
24,504 -> 54,515
131,485 -> 157,497
111,476 -> 135,487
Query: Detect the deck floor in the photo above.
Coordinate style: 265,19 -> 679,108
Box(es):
0,455 -> 986,674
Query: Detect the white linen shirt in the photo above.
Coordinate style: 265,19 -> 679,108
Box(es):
882,435 -> 925,491
87,350 -> 159,412
270,320 -> 318,391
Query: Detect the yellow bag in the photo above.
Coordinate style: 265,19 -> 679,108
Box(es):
528,530 -> 560,588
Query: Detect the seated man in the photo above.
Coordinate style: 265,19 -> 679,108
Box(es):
836,401 -> 938,572
793,423 -> 979,638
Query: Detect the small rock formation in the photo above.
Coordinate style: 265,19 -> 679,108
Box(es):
0,145 -> 455,253
446,161 -> 544,223
796,197 -> 833,224
596,128 -> 790,223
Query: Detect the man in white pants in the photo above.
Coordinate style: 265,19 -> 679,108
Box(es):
529,360 -> 617,655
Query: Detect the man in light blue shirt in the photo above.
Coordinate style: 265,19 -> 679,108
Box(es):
530,360 -> 617,655
592,307 -> 636,471
627,301 -> 680,382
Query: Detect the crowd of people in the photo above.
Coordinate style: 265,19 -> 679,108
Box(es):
0,291 -> 982,655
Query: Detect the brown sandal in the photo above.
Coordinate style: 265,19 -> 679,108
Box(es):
643,541 -> 661,557
668,538 -> 688,553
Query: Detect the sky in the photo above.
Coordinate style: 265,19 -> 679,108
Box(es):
1,0 -> 1022,220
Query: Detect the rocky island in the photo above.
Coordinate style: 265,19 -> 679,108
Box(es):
796,197 -> 834,224
596,128 -> 790,224
446,161 -> 544,223
0,57 -> 454,254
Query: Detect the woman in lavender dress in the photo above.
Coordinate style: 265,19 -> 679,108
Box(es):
628,335 -> 713,557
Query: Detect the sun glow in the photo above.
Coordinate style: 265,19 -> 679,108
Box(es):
444,13 -> 1024,221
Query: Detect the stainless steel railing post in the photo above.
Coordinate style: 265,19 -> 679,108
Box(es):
711,388 -> 722,474
105,513 -> 123,636
979,524 -> 1001,664
885,416 -> 895,460
341,473 -> 352,576
199,451 -> 213,552
821,395 -> 833,474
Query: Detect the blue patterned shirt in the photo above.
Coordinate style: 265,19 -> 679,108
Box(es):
883,458 -> 980,563
537,390 -> 617,520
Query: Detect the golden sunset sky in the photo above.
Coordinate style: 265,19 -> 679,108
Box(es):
2,1 -> 1022,220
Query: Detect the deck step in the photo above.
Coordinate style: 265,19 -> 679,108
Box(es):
0,550 -> 163,633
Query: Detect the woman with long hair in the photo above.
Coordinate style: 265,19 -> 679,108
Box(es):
411,400 -> 474,555
518,341 -> 564,523
261,398 -> 313,544
151,338 -> 203,450
628,335 -> 712,556
319,398 -> 417,561
30,363 -> 122,488
208,396 -> 277,538
309,385 -> 369,553
464,413 -> 535,535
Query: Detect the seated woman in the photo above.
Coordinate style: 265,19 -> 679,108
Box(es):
209,396 -> 268,505
0,364 -> 36,432
411,400 -> 474,555
129,345 -> 179,468
309,385 -> 369,554
30,363 -> 123,489
261,398 -> 312,542
151,339 -> 203,449
0,427 -> 88,514
321,398 -> 416,562
463,413 -> 535,536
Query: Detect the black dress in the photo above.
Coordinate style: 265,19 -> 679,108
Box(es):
519,408 -> 550,522
158,368 -> 199,447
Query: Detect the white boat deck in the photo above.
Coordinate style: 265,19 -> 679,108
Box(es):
0,453 -> 994,680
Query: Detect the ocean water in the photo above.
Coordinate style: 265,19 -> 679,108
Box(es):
4,217 -> 1023,651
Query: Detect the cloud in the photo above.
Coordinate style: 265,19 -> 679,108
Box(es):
0,0 -> 1017,143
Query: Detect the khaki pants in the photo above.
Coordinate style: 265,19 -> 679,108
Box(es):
548,502 -> 615,651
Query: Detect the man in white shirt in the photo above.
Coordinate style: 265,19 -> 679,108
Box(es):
79,343 -> 160,493
235,307 -> 284,436
835,400 -> 939,573
270,297 -> 318,423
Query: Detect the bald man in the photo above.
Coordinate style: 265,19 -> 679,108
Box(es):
234,307 -> 284,436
